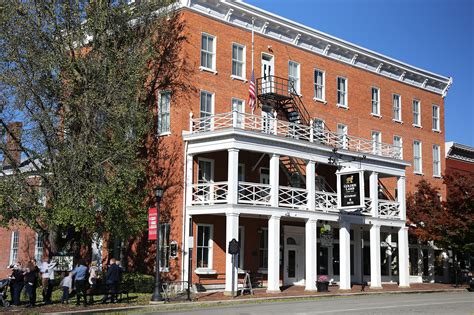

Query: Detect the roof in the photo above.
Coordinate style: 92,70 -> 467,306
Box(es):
178,0 -> 452,97
445,142 -> 474,163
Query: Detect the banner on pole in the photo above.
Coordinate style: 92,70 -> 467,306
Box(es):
148,207 -> 158,241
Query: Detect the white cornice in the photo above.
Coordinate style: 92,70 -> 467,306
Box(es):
180,0 -> 452,97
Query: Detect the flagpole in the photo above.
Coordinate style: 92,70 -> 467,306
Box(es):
251,17 -> 255,114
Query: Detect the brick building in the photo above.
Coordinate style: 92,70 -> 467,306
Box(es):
0,0 -> 453,291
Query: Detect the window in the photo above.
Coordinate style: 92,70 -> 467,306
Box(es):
238,226 -> 245,269
231,43 -> 245,79
198,158 -> 214,201
393,136 -> 403,159
371,87 -> 380,116
432,105 -> 440,131
393,94 -> 402,121
157,91 -> 171,135
196,224 -> 213,269
412,99 -> 421,126
159,223 -> 170,271
200,33 -> 215,70
337,77 -> 347,107
238,163 -> 245,182
432,145 -> 441,177
259,228 -> 268,269
9,231 -> 19,265
314,69 -> 325,101
337,123 -> 348,149
413,140 -> 422,174
200,91 -> 214,130
232,98 -> 244,128
372,131 -> 382,155
35,233 -> 43,263
288,61 -> 300,94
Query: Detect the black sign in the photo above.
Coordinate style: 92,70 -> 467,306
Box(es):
340,172 -> 361,208
228,238 -> 240,255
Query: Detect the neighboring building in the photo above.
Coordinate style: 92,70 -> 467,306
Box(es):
0,0 -> 453,291
445,142 -> 474,175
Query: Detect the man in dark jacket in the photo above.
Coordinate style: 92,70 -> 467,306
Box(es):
10,263 -> 25,306
24,261 -> 40,307
101,258 -> 120,304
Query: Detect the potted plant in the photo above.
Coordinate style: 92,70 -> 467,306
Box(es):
317,275 -> 329,292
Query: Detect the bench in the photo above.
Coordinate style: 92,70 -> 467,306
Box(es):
85,282 -> 130,303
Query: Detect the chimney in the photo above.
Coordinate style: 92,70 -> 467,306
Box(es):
2,122 -> 23,168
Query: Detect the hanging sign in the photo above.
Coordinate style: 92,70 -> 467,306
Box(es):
148,207 -> 158,241
337,169 -> 365,210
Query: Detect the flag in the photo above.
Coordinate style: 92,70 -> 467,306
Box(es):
249,69 -> 256,113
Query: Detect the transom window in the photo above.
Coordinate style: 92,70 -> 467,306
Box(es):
288,61 -> 300,94
196,224 -> 213,269
393,94 -> 402,121
157,91 -> 171,135
432,145 -> 441,177
314,69 -> 325,101
231,43 -> 245,78
371,87 -> 380,115
413,140 -> 422,174
413,99 -> 421,126
200,33 -> 215,70
337,77 -> 347,107
432,105 -> 440,131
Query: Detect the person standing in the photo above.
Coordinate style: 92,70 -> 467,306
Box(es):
10,262 -> 25,306
39,258 -> 57,304
88,261 -> 98,304
72,259 -> 88,306
24,261 -> 39,307
101,258 -> 120,304
60,272 -> 73,304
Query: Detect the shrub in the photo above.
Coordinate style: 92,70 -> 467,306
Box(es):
122,273 -> 155,293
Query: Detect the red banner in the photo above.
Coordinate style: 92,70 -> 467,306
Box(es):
148,207 -> 158,241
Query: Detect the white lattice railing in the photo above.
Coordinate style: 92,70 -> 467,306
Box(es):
315,191 -> 338,212
190,111 -> 402,160
279,186 -> 308,209
379,199 -> 400,218
238,182 -> 271,206
360,198 -> 372,216
191,182 -> 228,205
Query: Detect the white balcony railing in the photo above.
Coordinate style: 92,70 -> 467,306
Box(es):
190,111 -> 402,160
190,181 -> 401,219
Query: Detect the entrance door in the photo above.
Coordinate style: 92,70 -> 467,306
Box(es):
283,228 -> 305,286
261,54 -> 274,94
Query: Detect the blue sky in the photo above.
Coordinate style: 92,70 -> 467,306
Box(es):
246,0 -> 474,146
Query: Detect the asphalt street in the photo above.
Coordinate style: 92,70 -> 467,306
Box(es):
144,291 -> 473,315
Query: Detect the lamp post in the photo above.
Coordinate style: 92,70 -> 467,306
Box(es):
151,186 -> 164,302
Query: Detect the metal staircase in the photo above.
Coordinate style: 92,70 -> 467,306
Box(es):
279,156 -> 306,187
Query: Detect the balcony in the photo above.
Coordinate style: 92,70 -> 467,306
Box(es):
189,111 -> 402,160
190,181 -> 400,220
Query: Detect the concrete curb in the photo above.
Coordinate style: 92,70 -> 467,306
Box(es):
45,288 -> 468,314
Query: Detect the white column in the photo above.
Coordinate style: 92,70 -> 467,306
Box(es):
339,221 -> 351,290
186,154 -> 194,207
370,172 -> 379,217
267,215 -> 281,292
225,212 -> 239,295
306,161 -> 316,211
398,226 -> 410,287
353,227 -> 362,283
305,219 -> 318,291
370,224 -> 382,288
397,176 -> 406,220
227,149 -> 239,204
270,153 -> 280,207
183,214 -> 192,285
183,154 -> 194,285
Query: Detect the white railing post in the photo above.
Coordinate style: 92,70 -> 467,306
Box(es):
270,153 -> 280,207
273,110 -> 278,135
397,176 -> 406,220
309,119 -> 314,143
189,112 -> 193,132
232,109 -> 238,128
370,172 -> 379,217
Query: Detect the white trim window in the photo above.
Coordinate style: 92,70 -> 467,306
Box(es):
371,131 -> 382,155
432,105 -> 440,131
412,99 -> 421,127
157,91 -> 171,135
196,224 -> 213,269
337,77 -> 348,107
413,140 -> 423,174
238,226 -> 245,269
9,231 -> 19,265
288,61 -> 300,94
314,69 -> 325,101
197,158 -> 214,201
231,43 -> 245,79
200,91 -> 214,130
337,123 -> 348,149
259,228 -> 268,269
200,33 -> 216,71
393,94 -> 402,121
393,135 -> 403,159
160,223 -> 170,271
432,144 -> 441,177
371,87 -> 380,116
35,232 -> 43,263
232,98 -> 245,128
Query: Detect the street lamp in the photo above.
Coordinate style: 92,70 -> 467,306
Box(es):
151,186 -> 164,302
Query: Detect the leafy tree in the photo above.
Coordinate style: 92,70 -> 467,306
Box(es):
0,1 -> 190,255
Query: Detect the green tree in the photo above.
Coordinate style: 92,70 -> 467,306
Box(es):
0,1 -> 189,255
